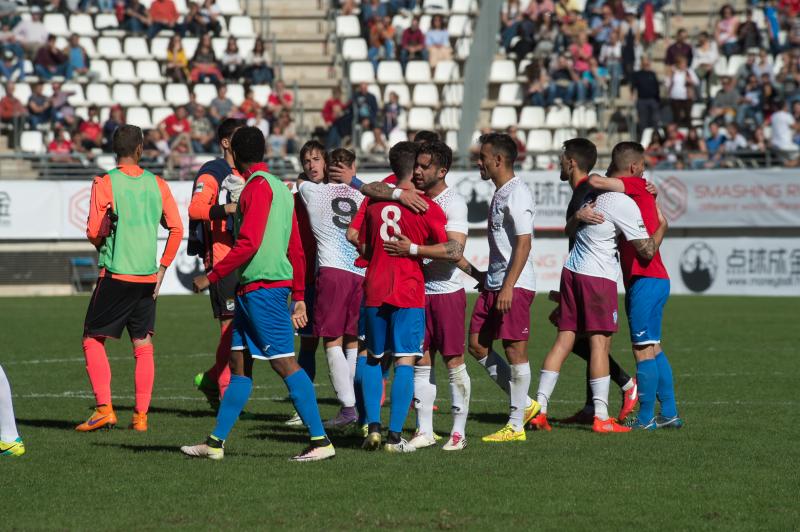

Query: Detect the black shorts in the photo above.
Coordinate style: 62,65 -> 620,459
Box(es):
209,271 -> 238,320
83,276 -> 157,340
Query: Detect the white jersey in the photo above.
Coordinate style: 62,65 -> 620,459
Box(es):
423,187 -> 469,295
486,177 -> 537,292
565,191 -> 649,282
298,180 -> 365,276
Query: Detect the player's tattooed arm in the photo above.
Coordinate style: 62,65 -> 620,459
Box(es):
629,237 -> 657,260
565,201 -> 604,237
383,231 -> 465,262
361,181 -> 429,214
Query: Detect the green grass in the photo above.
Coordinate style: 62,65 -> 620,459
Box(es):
2,294 -> 799,530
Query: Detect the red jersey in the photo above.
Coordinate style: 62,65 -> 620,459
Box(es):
618,176 -> 669,284
350,173 -> 397,231
359,195 -> 447,308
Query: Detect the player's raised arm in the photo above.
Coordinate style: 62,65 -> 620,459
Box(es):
328,160 -> 428,213
612,194 -> 663,261
587,173 -> 625,192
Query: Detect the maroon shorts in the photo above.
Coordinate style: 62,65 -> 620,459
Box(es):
557,268 -> 618,333
313,267 -> 364,338
424,289 -> 467,357
468,287 -> 535,341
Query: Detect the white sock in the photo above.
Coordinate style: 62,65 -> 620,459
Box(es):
477,350 -> 511,395
0,364 -> 20,441
536,370 -> 560,414
447,364 -> 470,437
325,346 -> 356,408
509,363 -> 531,431
344,347 -> 358,380
413,365 -> 436,436
621,378 -> 634,392
590,375 -> 611,420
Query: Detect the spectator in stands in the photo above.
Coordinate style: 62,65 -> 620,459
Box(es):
79,0 -> 113,12
240,88 -> 259,118
102,104 -> 124,152
0,81 -> 26,144
79,105 -> 103,150
34,35 -> 71,80
426,14 -> 452,68
735,49 -> 758,89
1,6 -> 46,56
65,34 -> 91,80
121,0 -> 150,35
160,105 -> 191,141
390,0 -> 415,12
770,99 -> 800,166
760,74 -> 779,118
753,50 -> 774,83
692,31 -> 718,99
533,12 -> 557,56
776,51 -> 800,102
209,85 -> 234,126
561,8 -> 589,44
166,35 -> 190,83
27,82 -> 51,128
683,127 -> 708,169
599,28 -> 623,98
184,2 -> 208,36
167,131 -> 194,178
569,31 -> 593,76
707,75 -> 739,124
705,121 -> 727,167
248,107 -> 269,139
147,0 -> 184,40
267,79 -> 294,115
267,123 -> 288,161
0,9 -> 21,34
276,108 -> 297,153
619,7 -> 641,83
589,3 -> 618,56
665,28 -> 693,68
737,74 -> 763,126
528,0 -> 555,19
526,62 -> 549,106
190,34 -> 222,84
400,15 -> 427,69
501,0 -> 523,50
631,55 -> 661,136
787,12 -> 800,49
0,48 -> 22,81
142,128 -> 170,164
368,16 -> 395,70
220,37 -> 243,80
382,90 -> 401,137
661,122 -> 685,169
547,53 -> 579,105
47,124 -> 75,163
51,81 -> 75,128
715,4 -> 739,57
645,130 -> 666,168
190,105 -> 216,153
747,125 -> 768,158
200,0 -> 223,36
722,122 -> 748,159
360,0 -> 388,36
352,81 -> 385,151
322,86 -> 345,130
508,12 -> 536,59
70,131 -> 96,163
244,37 -> 273,85
666,55 -> 698,127
737,8 -> 761,52
578,56 -> 604,102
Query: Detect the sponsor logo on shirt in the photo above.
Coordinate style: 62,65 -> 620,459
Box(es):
613,310 -> 618,324
194,182 -> 204,194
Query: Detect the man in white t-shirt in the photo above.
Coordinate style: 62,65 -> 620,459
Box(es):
465,133 -> 541,443
297,148 -> 366,429
770,100 -> 800,166
534,138 -> 666,433
383,141 -> 482,451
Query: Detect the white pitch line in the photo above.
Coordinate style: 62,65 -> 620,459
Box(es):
3,353 -> 213,365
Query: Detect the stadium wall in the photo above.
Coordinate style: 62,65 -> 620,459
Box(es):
1,169 -> 798,296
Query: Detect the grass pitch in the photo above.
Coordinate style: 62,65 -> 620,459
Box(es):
2,294 -> 799,530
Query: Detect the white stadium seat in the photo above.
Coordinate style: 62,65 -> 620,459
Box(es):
405,61 -> 431,83
408,107 -> 434,130
110,59 -> 137,83
359,130 -> 376,152
342,38 -> 368,61
490,106 -> 518,129
434,60 -> 460,83
69,14 -> 97,37
85,84 -> 113,107
193,84 -> 218,106
455,37 -> 471,60
713,56 -> 728,77
336,15 -> 361,38
545,106 -> 571,128
251,84 -> 272,104
726,54 -> 746,77
62,83 -> 87,107
126,107 -> 153,129
137,60 -> 165,82
423,0 -> 449,12
497,83 -> 522,105
377,61 -> 404,84
552,128 -> 577,149
79,37 -> 98,59
151,106 -> 174,126
13,83 -> 31,104
89,59 -> 110,82
447,15 -> 472,37
383,83 -> 411,107
183,37 -> 199,59
367,83 -> 383,106
139,83 -> 167,107
412,83 -> 440,107
451,0 -> 478,13
97,37 -> 124,59
43,14 -> 69,37
519,106 -> 545,129
20,131 -> 44,154
212,38 -> 227,59
124,37 -> 151,61
165,83 -> 191,106
217,0 -> 243,15
226,84 -> 245,106
445,130 -> 458,150
392,14 -> 412,33
388,128 -> 408,147
442,83 -> 464,106
489,60 -> 516,83
348,61 -> 375,84
94,13 -> 121,34
149,37 -> 169,59
438,107 -> 460,130
112,83 -> 141,106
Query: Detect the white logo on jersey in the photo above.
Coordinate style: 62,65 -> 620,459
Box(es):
380,205 -> 402,241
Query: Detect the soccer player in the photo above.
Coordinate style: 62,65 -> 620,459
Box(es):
297,147 -> 365,429
533,138 -> 666,433
585,142 -> 682,429
285,140 -> 325,427
383,141 -> 479,451
352,141 -> 448,453
188,118 -> 246,410
180,127 -> 334,462
77,124 -> 184,432
468,133 -> 540,443
0,364 -> 24,457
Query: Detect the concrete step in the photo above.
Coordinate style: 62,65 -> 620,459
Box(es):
244,0 -> 327,17
265,17 -> 331,37
273,39 -> 333,58
0,158 -> 39,179
281,63 -> 338,82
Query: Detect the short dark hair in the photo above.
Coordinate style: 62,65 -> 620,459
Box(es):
479,132 -> 517,168
389,141 -> 419,179
112,124 -> 143,158
414,130 -> 439,144
327,148 -> 356,167
217,118 -> 246,144
608,141 -> 644,175
562,137 -> 597,174
231,126 -> 265,166
300,140 -> 325,161
417,140 -> 452,172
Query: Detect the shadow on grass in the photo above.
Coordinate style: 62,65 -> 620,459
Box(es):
16,417 -> 78,430
91,442 -> 276,459
114,404 -> 215,418
467,412 -> 509,425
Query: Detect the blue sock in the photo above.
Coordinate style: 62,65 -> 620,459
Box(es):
354,356 -> 367,425
635,359 -> 658,424
655,352 -> 678,418
285,369 -> 326,438
388,365 -> 414,434
362,357 -> 383,425
297,346 -> 316,382
211,374 -> 252,441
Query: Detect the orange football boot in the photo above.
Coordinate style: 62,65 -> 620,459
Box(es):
75,405 -> 117,432
129,412 -> 148,432
529,413 -> 552,431
592,417 -> 631,433
618,379 -> 638,421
